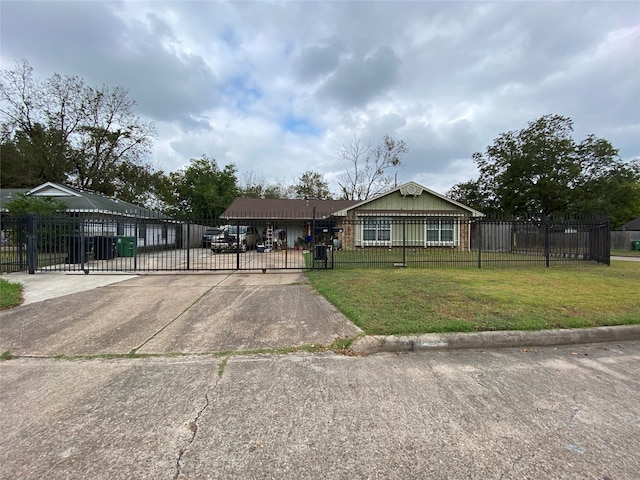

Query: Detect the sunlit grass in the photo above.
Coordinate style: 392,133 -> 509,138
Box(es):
0,278 -> 23,309
306,261 -> 640,335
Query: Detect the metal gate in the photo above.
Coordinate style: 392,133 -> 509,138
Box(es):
589,218 -> 611,266
9,215 -> 315,273
0,214 -> 612,274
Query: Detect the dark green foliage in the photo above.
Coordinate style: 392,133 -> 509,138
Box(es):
448,114 -> 640,226
1,60 -> 157,207
164,155 -> 239,218
293,170 -> 332,199
3,193 -> 67,215
0,124 -> 71,187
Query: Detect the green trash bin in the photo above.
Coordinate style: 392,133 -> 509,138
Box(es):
116,236 -> 136,257
632,240 -> 640,251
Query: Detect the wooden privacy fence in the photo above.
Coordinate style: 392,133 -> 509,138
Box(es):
610,230 -> 640,250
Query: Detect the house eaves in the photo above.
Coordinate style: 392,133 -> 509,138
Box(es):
331,181 -> 484,217
222,198 -> 358,220
1,182 -> 168,219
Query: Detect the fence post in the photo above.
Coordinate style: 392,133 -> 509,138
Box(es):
186,219 -> 191,271
134,220 -> 138,271
402,218 -> 406,266
311,207 -> 316,270
16,216 -> 24,272
545,216 -> 551,268
477,217 -> 482,269
603,217 -> 611,267
27,214 -> 37,274
236,219 -> 241,271
80,218 -> 86,272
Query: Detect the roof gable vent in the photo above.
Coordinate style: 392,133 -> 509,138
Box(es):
400,183 -> 423,197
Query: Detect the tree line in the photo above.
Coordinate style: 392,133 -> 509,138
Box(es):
446,114 -> 640,228
1,61 -> 407,218
2,61 -> 638,226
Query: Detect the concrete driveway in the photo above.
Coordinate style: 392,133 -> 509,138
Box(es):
1,272 -> 639,479
0,272 -> 361,356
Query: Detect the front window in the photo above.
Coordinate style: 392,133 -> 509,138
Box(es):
363,218 -> 391,244
426,218 -> 457,245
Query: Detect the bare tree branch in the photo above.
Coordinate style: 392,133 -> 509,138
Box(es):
337,134 -> 407,200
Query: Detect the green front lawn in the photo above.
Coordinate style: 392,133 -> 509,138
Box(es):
305,247 -> 597,269
0,278 -> 23,309
306,261 -> 640,335
611,249 -> 640,257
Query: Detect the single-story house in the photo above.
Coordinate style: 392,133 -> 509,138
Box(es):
221,181 -> 484,250
0,182 -> 175,250
221,197 -> 357,248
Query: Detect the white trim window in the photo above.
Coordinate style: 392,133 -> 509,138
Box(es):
362,217 -> 391,246
426,218 -> 457,246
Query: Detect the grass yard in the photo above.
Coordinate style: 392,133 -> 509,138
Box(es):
0,278 -> 23,309
306,247 -> 594,269
612,249 -> 640,257
306,260 -> 640,335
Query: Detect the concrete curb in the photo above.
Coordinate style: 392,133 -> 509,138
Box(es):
349,325 -> 640,355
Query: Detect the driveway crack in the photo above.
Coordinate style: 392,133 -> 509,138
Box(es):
173,357 -> 229,480
174,373 -> 221,479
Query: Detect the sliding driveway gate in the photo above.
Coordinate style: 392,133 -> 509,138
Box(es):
0,214 -> 610,274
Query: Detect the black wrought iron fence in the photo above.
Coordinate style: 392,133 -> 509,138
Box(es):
310,215 -> 610,270
0,213 -> 610,273
1,215 -> 28,273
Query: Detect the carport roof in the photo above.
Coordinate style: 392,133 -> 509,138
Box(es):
221,198 -> 358,220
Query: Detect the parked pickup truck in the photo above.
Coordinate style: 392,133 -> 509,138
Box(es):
202,227 -> 223,248
210,225 -> 261,253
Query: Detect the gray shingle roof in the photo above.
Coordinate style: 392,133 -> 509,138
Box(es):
617,216 -> 640,231
0,183 -> 166,219
222,198 -> 358,220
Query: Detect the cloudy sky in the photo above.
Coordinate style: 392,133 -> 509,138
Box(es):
1,0 -> 639,196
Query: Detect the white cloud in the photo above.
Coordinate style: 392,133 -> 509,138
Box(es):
1,0 -> 638,197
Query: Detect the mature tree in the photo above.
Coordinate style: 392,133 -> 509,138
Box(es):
263,184 -> 292,199
446,179 -> 493,213
1,61 -> 89,183
238,171 -> 266,198
69,85 -> 155,196
293,170 -> 332,199
0,124 -> 72,187
112,162 -> 170,208
573,156 -> 640,227
1,60 -> 156,204
238,171 -> 293,199
337,133 -> 407,201
166,155 -> 238,218
447,114 -> 640,225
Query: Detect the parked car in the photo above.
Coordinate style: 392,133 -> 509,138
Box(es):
202,227 -> 223,248
211,225 -> 261,253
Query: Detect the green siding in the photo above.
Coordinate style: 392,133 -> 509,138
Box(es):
355,190 -> 467,213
